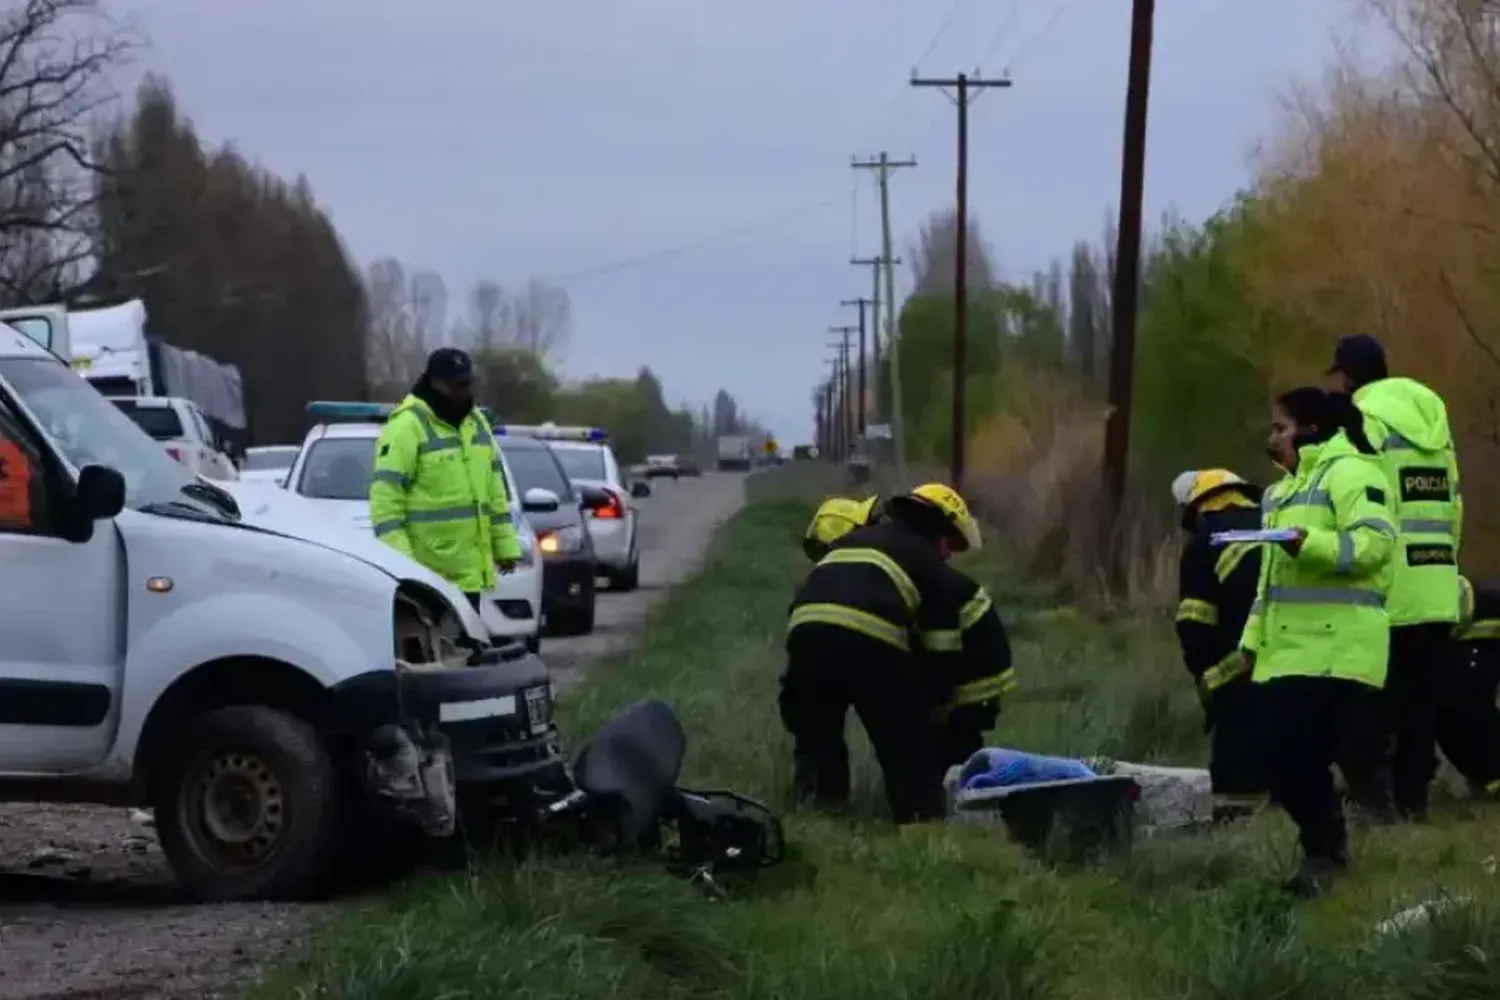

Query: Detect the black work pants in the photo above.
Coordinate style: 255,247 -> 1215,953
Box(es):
1385,623 -> 1450,817
1206,677 -> 1266,797
1436,645 -> 1500,792
780,625 -> 947,824
1262,676 -> 1389,863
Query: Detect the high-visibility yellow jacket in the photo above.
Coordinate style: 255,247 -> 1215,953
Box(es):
369,394 -> 522,593
1240,432 -> 1397,688
1355,377 -> 1462,626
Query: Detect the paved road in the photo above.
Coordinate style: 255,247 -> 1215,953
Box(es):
0,472 -> 747,1000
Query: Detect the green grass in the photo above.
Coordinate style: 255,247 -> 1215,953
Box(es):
257,469 -> 1500,1000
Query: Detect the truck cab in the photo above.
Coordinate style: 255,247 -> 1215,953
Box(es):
0,324 -> 565,902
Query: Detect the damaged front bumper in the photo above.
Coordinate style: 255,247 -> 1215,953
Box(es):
328,644 -> 568,837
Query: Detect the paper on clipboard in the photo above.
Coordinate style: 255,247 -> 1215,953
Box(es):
1209,528 -> 1300,546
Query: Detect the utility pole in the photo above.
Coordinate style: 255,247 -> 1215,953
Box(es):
849,256 -> 898,424
835,309 -> 867,438
910,72 -> 1011,492
852,153 -> 915,481
815,380 -> 828,457
830,325 -> 855,460
1103,0 -> 1157,577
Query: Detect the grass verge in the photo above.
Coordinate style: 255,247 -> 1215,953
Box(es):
257,469 -> 1500,1000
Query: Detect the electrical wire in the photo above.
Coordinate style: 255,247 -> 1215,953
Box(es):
1000,0 -> 1076,73
977,0 -> 1021,73
910,0 -> 966,74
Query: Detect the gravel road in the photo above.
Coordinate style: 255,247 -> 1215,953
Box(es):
0,471 -> 747,1000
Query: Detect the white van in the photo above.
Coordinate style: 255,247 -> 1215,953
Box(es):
0,325 -> 565,902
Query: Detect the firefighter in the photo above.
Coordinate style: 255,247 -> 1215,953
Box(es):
1170,468 -> 1266,816
782,483 -> 980,823
1242,386 -> 1398,897
798,494 -> 1015,771
1436,576 -> 1500,796
370,348 -> 522,608
1327,333 -> 1463,820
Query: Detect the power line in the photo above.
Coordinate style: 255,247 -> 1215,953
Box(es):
977,0 -> 1021,72
911,0 -> 967,72
1002,0 -> 1076,72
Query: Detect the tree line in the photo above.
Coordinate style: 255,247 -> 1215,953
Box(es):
0,0 -> 752,460
832,0 -> 1500,593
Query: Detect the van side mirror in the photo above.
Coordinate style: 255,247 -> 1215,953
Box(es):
522,487 -> 560,513
76,465 -> 125,520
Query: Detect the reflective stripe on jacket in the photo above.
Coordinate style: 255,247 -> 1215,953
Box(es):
1240,432 -> 1396,688
369,393 -> 522,592
1176,500 -> 1262,692
787,519 -> 963,657
1355,377 -> 1462,625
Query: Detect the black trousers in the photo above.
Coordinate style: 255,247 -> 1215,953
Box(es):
1385,623 -> 1450,817
1206,677 -> 1266,797
1262,675 -> 1390,862
779,625 -> 947,824
1436,645 -> 1500,792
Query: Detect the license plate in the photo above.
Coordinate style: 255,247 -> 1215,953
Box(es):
523,685 -> 550,735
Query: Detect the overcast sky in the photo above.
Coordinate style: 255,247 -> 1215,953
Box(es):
111,0 -> 1352,444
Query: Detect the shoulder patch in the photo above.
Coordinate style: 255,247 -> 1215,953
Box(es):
379,443 -> 390,457
1365,485 -> 1385,505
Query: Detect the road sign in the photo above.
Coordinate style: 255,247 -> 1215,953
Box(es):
764,437 -> 778,455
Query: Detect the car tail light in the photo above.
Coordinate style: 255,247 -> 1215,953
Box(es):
593,488 -> 625,519
165,446 -> 183,463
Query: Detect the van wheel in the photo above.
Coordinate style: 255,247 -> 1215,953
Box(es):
609,559 -> 640,592
154,705 -> 343,902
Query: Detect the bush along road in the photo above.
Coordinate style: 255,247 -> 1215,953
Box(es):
253,467 -> 1500,1000
0,472 -> 745,1000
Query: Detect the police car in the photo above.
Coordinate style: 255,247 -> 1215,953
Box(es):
283,402 -> 545,652
520,424 -> 640,592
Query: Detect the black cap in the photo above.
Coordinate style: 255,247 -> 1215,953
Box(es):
424,347 -> 474,384
1327,333 -> 1388,383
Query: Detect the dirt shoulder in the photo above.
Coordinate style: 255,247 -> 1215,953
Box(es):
0,472 -> 747,1000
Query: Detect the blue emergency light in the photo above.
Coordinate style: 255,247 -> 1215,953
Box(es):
495,423 -> 608,443
305,400 -> 395,421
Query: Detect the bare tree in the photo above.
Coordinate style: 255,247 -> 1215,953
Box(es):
464,278 -> 504,350
0,0 -> 134,303
500,278 -> 571,359
408,269 -> 447,351
365,257 -> 422,392
907,208 -> 998,298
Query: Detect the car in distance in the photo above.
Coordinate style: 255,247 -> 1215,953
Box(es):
644,453 -> 680,479
241,444 -> 299,485
541,432 -> 641,592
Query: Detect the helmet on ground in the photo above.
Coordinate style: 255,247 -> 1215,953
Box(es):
802,495 -> 880,561
1172,469 -> 1256,509
887,482 -> 981,552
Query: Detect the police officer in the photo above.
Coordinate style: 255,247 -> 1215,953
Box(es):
1242,387 -> 1398,897
370,348 -> 522,608
1328,333 -> 1463,820
798,493 -> 1015,772
1170,469 -> 1266,816
783,483 -> 981,823
1436,576 -> 1500,796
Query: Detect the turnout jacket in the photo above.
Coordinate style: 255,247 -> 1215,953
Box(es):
1176,502 -> 1263,692
934,562 -> 1015,732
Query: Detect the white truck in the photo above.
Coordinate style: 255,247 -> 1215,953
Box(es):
0,300 -> 248,471
0,324 -> 566,902
716,434 -> 752,472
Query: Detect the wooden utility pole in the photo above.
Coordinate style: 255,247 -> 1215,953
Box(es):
910,72 -> 1011,492
852,153 -> 915,480
850,255 -> 900,425
830,324 -> 856,458
1102,0 -> 1157,570
815,380 -> 829,457
839,299 -> 873,438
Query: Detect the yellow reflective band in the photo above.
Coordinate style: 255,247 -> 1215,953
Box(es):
953,669 -> 1015,706
1176,598 -> 1218,626
817,547 -> 920,611
788,603 -> 910,652
1214,542 -> 1253,583
1459,620 -> 1500,642
1201,651 -> 1251,691
922,628 -> 962,652
959,588 -> 993,630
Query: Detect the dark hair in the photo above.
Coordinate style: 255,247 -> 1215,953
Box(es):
1275,386 -> 1375,454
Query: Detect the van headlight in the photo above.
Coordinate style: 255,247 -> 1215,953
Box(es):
537,525 -> 584,555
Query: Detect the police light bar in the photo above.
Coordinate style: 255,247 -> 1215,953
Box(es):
495,422 -> 608,443
305,401 -> 395,422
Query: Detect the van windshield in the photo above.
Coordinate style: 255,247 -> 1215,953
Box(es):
0,356 -> 223,517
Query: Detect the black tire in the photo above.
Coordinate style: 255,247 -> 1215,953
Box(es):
153,705 -> 344,902
609,559 -> 640,592
551,600 -> 596,636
